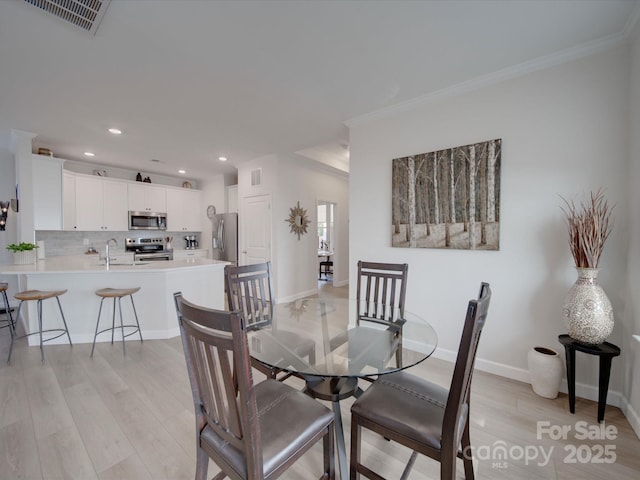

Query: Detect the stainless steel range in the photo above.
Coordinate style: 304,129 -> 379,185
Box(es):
125,237 -> 173,261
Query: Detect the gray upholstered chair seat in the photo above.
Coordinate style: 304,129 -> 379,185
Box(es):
350,283 -> 491,480
351,371 -> 468,451
201,378 -> 334,478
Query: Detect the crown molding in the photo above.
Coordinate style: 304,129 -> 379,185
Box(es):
346,27 -> 635,129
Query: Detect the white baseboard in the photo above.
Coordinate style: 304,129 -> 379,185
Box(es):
277,289 -> 318,303
428,345 -> 624,409
620,396 -> 640,439
27,328 -> 180,346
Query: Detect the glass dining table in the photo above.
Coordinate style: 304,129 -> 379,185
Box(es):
247,297 -> 438,479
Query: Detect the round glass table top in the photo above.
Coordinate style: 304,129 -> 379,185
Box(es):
247,297 -> 438,378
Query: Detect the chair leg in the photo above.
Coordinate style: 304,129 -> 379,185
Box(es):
440,443 -> 457,480
195,445 -> 209,480
461,420 -> 475,480
323,422 -> 335,479
350,415 -> 361,480
91,297 -> 106,357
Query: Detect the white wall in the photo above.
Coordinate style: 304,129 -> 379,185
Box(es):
275,156 -> 349,301
624,27 -> 640,435
0,129 -> 16,266
237,154 -> 349,301
349,45 -> 631,404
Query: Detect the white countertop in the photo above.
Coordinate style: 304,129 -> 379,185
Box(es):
0,254 -> 229,274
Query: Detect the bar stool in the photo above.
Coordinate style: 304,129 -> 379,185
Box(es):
8,289 -> 72,363
91,287 -> 143,357
1,282 -> 15,334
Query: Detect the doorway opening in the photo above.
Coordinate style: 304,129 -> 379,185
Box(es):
317,201 -> 335,286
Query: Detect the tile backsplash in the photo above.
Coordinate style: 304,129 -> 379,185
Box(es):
36,231 -> 201,257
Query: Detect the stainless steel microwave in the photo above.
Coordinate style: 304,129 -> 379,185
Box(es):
128,211 -> 167,230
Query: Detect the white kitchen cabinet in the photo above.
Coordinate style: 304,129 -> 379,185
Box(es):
63,172 -> 76,231
75,175 -> 128,231
33,155 -> 64,230
128,183 -> 167,212
166,188 -> 202,232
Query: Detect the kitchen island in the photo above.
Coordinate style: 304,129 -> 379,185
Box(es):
0,255 -> 228,345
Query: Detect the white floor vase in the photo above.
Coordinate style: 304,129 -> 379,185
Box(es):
528,346 -> 563,399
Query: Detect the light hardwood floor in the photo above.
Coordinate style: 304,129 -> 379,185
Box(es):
1,283 -> 638,479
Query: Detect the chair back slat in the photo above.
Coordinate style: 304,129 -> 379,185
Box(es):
442,282 -> 491,449
174,293 -> 262,469
357,261 -> 408,322
225,263 -> 274,330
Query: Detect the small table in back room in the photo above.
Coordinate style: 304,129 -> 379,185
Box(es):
558,334 -> 621,423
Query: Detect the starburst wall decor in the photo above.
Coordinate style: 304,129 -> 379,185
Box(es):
286,201 -> 310,240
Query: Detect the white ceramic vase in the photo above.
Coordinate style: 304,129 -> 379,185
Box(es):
527,347 -> 563,399
562,267 -> 613,345
13,250 -> 36,265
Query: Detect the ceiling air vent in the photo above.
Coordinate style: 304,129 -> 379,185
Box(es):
24,0 -> 111,35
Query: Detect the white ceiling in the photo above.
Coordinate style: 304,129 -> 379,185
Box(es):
0,0 -> 638,180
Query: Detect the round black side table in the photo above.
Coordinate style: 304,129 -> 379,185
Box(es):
558,334 -> 621,423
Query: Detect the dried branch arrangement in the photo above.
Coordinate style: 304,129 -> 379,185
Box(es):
560,189 -> 614,268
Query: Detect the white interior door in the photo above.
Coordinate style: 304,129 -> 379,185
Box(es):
241,194 -> 271,265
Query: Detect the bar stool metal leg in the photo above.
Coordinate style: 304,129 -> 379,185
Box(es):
118,296 -> 126,355
7,289 -> 71,364
37,299 -> 44,363
129,294 -> 143,343
7,301 -> 24,364
1,285 -> 14,333
90,297 -> 106,357
91,287 -> 143,357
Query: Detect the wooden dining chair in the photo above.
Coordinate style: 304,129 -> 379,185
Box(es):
224,262 -> 316,381
350,282 -> 491,480
173,292 -> 335,480
355,261 -> 409,371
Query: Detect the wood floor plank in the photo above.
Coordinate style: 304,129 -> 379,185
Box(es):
97,454 -> 152,480
0,283 -> 637,479
161,409 -> 198,461
99,388 -> 194,479
63,381 -> 134,474
0,367 -> 29,430
0,417 -> 43,480
23,365 -> 76,440
37,426 -> 98,480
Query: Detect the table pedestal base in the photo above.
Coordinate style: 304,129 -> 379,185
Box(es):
306,377 -> 358,480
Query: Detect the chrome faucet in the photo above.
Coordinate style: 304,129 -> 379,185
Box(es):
105,238 -> 118,268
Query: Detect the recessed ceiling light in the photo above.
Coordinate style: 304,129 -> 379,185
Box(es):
218,156 -> 227,162
178,169 -> 186,174
108,128 -> 122,135
84,152 -> 95,157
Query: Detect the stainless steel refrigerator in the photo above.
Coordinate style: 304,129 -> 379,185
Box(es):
211,213 -> 238,265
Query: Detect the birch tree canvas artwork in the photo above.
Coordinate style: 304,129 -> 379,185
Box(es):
392,138 -> 501,250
